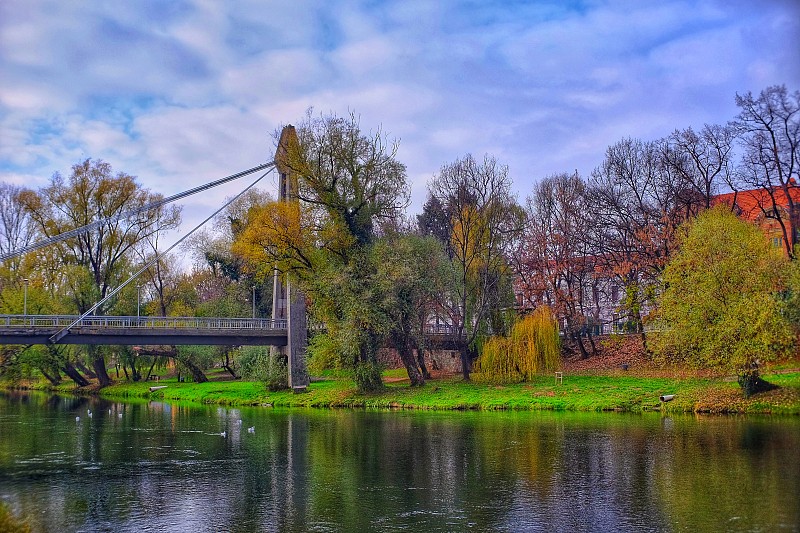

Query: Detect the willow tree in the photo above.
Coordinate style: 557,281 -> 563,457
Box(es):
473,306 -> 560,383
235,112 -> 409,391
652,207 -> 794,397
18,159 -> 181,386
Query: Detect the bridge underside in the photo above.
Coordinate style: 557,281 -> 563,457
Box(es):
0,328 -> 288,346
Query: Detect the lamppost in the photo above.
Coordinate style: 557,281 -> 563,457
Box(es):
252,286 -> 256,319
22,278 -> 29,317
136,283 -> 141,318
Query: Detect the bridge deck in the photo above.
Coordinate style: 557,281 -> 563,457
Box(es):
0,315 -> 463,347
0,315 -> 288,346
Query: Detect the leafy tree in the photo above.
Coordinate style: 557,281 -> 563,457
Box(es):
427,154 -> 523,380
652,207 -> 794,396
17,159 -> 181,386
371,235 -> 452,386
235,113 -> 409,391
473,306 -> 560,383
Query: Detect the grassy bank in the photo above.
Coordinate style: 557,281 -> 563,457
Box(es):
17,369 -> 793,414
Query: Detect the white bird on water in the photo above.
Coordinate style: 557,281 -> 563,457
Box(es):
75,416 -> 80,422
220,431 -> 227,438
247,426 -> 255,433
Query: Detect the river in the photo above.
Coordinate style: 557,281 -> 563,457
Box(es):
0,391 -> 798,532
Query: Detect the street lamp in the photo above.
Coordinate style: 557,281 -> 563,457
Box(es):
136,283 -> 141,318
22,278 -> 29,316
252,286 -> 256,319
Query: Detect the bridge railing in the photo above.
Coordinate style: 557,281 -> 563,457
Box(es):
423,324 -> 460,336
0,315 -> 287,330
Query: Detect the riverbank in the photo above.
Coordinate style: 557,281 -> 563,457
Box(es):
12,369 -> 800,414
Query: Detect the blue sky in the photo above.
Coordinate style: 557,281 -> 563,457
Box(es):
1,0 -> 799,232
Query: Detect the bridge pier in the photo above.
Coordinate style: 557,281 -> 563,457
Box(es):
274,125 -> 309,390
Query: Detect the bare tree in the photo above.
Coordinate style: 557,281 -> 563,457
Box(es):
517,172 -> 598,358
0,183 -> 38,274
664,124 -> 738,209
733,85 -> 800,258
586,138 -> 692,350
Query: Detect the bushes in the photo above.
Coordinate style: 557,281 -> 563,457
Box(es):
237,346 -> 288,391
474,307 -> 561,383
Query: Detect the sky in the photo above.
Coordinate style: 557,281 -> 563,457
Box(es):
1,0 -> 799,238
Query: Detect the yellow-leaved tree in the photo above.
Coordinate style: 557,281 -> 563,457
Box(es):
474,306 -> 561,383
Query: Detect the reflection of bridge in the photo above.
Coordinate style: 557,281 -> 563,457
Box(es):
0,315 -> 463,348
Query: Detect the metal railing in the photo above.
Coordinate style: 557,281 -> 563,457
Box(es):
0,315 -> 287,330
424,324 -> 461,335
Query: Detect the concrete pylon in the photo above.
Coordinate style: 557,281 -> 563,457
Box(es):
273,125 -> 309,391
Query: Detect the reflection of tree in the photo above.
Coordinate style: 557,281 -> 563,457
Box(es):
2,398 -> 799,531
653,416 -> 800,531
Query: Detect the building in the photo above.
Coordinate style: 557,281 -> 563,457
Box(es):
713,183 -> 800,254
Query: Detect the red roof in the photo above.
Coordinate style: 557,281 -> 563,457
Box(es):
712,184 -> 800,222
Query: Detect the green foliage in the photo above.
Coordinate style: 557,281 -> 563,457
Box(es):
652,207 -> 795,395
306,333 -> 344,374
474,307 -> 561,383
237,346 -> 288,391
352,361 -> 384,392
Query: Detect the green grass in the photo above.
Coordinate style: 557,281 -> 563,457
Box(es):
83,371 -> 800,414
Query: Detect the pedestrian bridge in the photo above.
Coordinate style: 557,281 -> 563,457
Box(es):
0,315 -> 288,346
0,315 -> 463,348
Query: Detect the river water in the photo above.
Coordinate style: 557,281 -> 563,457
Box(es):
0,391 -> 798,532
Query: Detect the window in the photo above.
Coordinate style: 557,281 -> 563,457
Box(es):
772,236 -> 783,248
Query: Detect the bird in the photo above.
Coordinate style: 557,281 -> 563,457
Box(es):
236,419 -> 243,425
75,416 -> 80,422
220,431 -> 227,438
118,413 -> 123,418
247,426 -> 255,433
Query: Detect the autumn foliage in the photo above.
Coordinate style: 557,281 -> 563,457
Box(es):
474,306 -> 561,383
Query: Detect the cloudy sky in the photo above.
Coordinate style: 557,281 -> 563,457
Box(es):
1,0 -> 799,235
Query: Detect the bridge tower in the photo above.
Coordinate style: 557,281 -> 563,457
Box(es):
273,125 -> 309,390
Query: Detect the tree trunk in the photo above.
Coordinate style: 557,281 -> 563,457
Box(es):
738,367 -> 778,398
76,360 -> 97,379
182,358 -> 208,383
459,342 -> 471,381
130,361 -> 141,382
39,366 -> 61,386
393,333 -> 424,386
61,362 -> 90,387
145,358 -> 158,381
586,328 -> 598,356
221,348 -> 238,378
415,345 -> 431,380
88,346 -> 112,387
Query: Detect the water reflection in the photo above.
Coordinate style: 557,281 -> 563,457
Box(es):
0,391 -> 798,532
